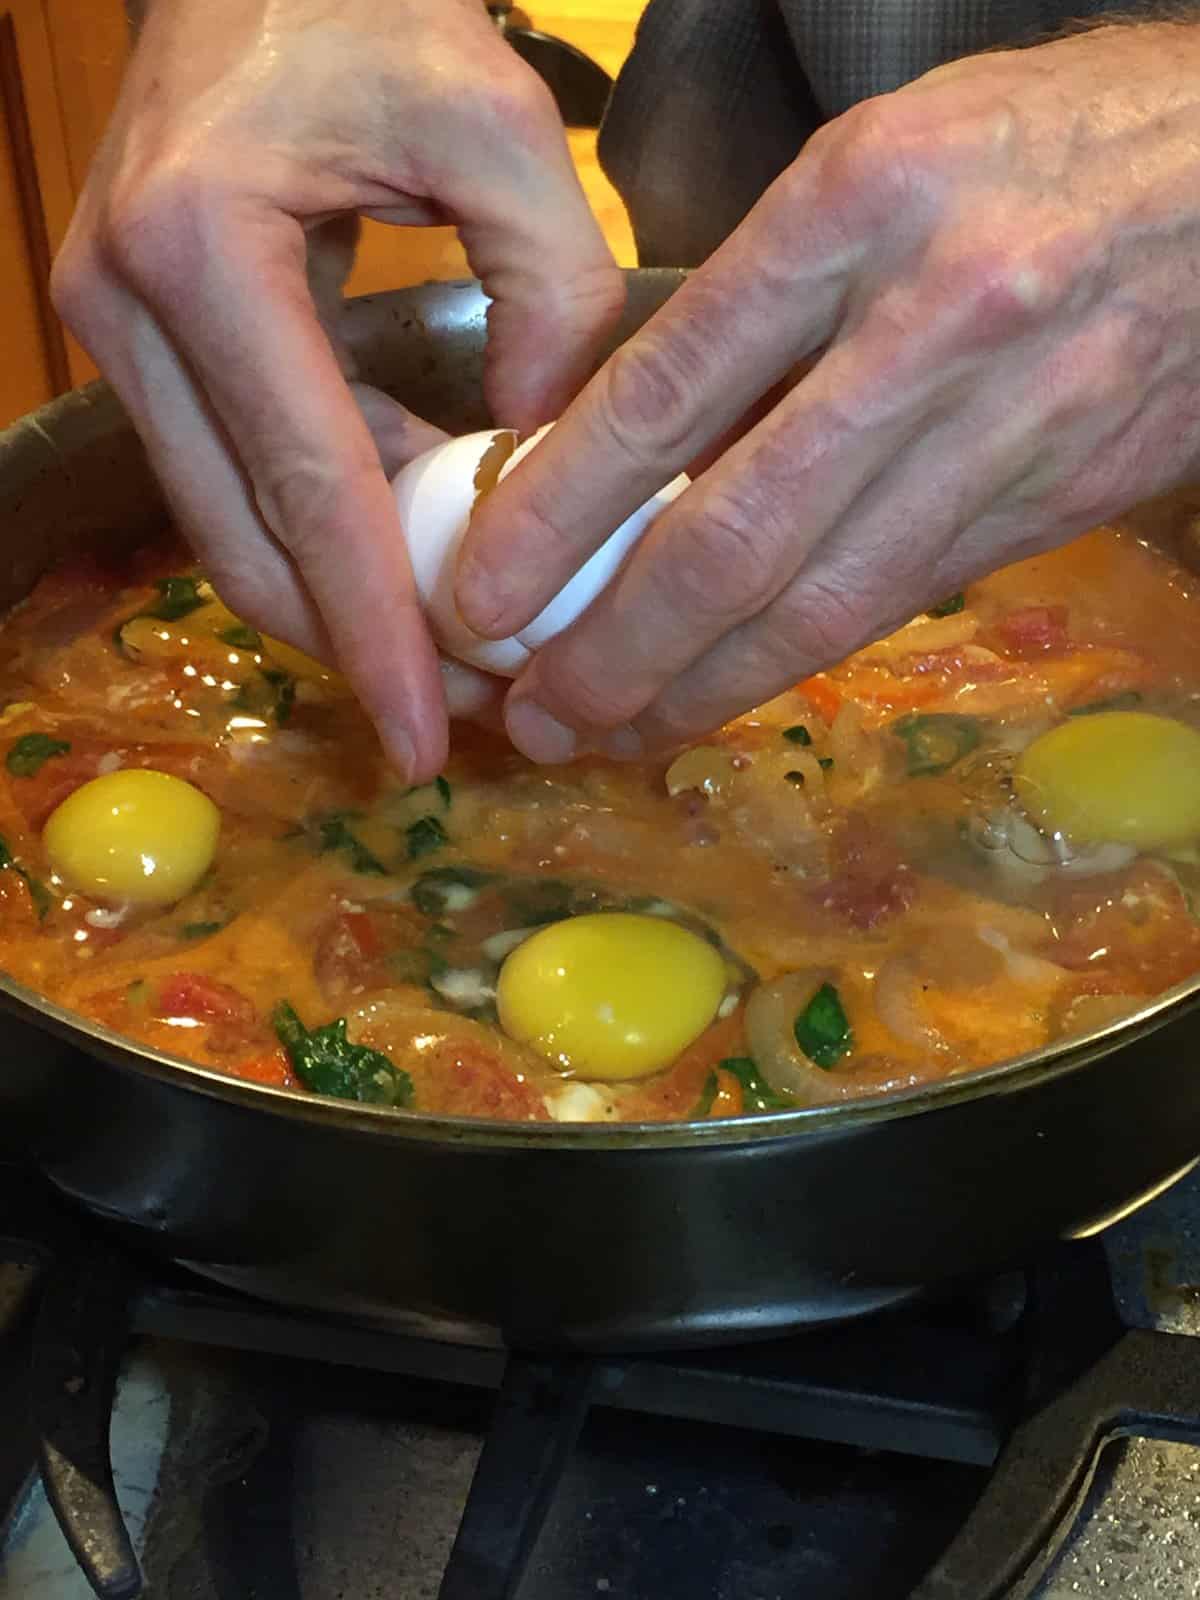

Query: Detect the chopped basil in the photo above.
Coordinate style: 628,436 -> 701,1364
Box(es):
503,877 -> 577,927
272,1001 -> 412,1106
793,982 -> 853,1069
146,575 -> 208,622
180,920 -> 224,940
435,775 -> 452,807
6,733 -> 70,777
718,1056 -> 793,1112
1068,691 -> 1143,717
409,865 -> 495,918
260,668 -> 295,725
927,592 -> 966,618
406,814 -> 449,860
785,769 -> 806,786
893,713 -> 981,777
0,832 -> 51,920
782,724 -> 812,746
218,623 -> 263,651
317,814 -> 388,876
692,1070 -> 720,1118
818,756 -> 834,771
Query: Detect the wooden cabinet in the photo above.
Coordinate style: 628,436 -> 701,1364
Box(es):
0,0 -> 127,427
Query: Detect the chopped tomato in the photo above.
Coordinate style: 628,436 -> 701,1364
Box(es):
991,605 -> 1070,657
814,815 -> 917,931
796,674 -> 843,725
229,1047 -> 294,1089
156,972 -> 257,1025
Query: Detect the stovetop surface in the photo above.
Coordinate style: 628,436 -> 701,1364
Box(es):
5,1160 -> 1200,1599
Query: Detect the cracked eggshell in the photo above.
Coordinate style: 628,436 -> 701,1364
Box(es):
390,429 -> 532,677
390,422 -> 690,675
499,425 -> 690,652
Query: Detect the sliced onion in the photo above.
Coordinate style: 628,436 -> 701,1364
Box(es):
1055,992 -> 1143,1038
665,745 -> 736,800
872,954 -> 945,1050
745,972 -> 838,1102
976,926 -> 1066,986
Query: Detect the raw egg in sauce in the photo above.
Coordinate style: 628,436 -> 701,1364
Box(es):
496,912 -> 727,1080
43,769 -> 220,906
1015,710 -> 1200,850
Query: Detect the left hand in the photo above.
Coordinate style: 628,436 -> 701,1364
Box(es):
458,20 -> 1200,763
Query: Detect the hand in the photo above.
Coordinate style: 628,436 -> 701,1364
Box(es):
51,0 -> 622,780
459,21 -> 1200,763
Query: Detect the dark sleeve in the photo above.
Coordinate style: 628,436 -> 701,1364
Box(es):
599,0 -> 1157,269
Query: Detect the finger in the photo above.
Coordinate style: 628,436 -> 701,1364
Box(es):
349,383 -> 448,477
439,657 -> 507,732
498,325 -> 959,757
432,66 -> 626,428
109,202 -> 447,779
55,258 -> 337,661
611,395 -> 1070,753
457,157 -> 864,638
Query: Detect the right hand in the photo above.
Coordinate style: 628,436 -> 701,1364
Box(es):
51,0 -> 623,781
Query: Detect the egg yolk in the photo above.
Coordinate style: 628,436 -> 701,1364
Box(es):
43,769 -> 220,906
1015,711 -> 1200,849
496,912 -> 728,1081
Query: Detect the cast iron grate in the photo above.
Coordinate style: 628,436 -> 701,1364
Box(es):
5,1164 -> 1200,1600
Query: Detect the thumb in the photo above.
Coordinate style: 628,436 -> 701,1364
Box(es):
439,66 -> 625,428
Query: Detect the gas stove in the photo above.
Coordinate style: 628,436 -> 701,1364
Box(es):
4,1159 -> 1200,1600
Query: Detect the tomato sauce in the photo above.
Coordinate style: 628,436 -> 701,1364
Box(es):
0,526 -> 1197,1122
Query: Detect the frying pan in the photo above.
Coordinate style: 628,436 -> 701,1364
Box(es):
2,269 -> 1200,1352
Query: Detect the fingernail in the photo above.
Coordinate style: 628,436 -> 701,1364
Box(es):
383,724 -> 417,784
506,699 -> 578,764
588,723 -> 644,759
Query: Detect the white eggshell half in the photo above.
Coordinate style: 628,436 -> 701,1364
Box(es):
390,430 -> 532,677
497,425 -> 689,650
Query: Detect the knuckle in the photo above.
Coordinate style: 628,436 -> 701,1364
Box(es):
666,487 -> 787,624
544,646 -> 643,729
594,333 -> 705,464
99,166 -> 213,293
48,242 -> 93,330
775,575 -> 878,667
254,454 -> 379,556
472,63 -> 561,150
810,98 -> 913,214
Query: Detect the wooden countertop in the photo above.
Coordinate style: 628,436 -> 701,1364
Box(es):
344,2 -> 643,297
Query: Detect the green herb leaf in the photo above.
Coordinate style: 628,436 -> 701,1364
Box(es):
793,982 -> 853,1069
410,865 -> 495,918
818,756 -> 834,771
718,1056 -> 792,1112
317,814 -> 388,876
146,576 -> 207,622
260,668 -> 296,726
927,592 -> 966,618
435,775 -> 452,807
784,770 -> 806,786
6,733 -> 70,777
180,921 -> 224,940
272,1001 -> 412,1106
782,724 -> 812,746
504,877 -> 577,927
406,814 -> 448,860
0,830 -> 51,919
692,1070 -> 720,1118
893,713 -> 981,777
218,623 -> 263,651
1068,691 -> 1143,718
